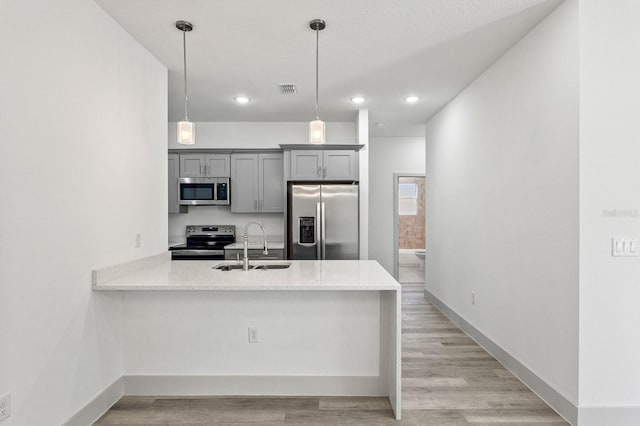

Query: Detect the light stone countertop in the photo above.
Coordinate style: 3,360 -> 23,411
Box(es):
92,255 -> 400,291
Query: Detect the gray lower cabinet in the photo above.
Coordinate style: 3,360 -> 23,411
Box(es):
180,153 -> 230,177
231,152 -> 284,213
290,149 -> 358,181
168,154 -> 186,214
224,248 -> 284,261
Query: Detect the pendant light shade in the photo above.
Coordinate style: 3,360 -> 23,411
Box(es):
309,119 -> 325,144
177,120 -> 195,145
309,19 -> 326,144
176,20 -> 195,145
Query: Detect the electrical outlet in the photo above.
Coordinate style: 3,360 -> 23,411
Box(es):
471,292 -> 476,305
0,393 -> 11,422
135,233 -> 141,248
248,327 -> 259,343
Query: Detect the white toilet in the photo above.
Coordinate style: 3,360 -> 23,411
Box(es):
415,249 -> 426,271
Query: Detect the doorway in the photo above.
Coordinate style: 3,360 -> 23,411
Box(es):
393,173 -> 426,284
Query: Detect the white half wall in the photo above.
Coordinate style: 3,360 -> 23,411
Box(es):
368,138 -> 425,274
0,0 -> 168,424
122,291 -> 380,377
424,0 -> 578,409
579,0 -> 640,421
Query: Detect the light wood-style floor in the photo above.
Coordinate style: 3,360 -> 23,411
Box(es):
94,284 -> 567,425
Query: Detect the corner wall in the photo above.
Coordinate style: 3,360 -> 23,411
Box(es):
0,0 -> 168,424
579,0 -> 640,423
368,137 -> 425,274
424,0 -> 578,412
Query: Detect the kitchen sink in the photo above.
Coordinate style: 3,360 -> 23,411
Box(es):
213,262 -> 291,271
213,263 -> 245,271
253,263 -> 291,270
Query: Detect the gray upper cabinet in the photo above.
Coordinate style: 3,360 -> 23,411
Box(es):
168,154 -> 186,214
230,154 -> 259,213
290,150 -> 323,180
179,153 -> 230,177
231,152 -> 284,213
260,153 -> 285,213
290,149 -> 358,181
323,150 -> 357,180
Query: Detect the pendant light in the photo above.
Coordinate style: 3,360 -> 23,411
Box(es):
309,19 -> 326,144
176,20 -> 195,145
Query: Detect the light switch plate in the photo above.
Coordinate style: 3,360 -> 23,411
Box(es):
612,237 -> 639,257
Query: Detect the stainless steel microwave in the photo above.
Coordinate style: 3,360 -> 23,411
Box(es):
178,177 -> 230,206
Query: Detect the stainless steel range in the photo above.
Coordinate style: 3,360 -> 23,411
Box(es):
169,225 -> 235,260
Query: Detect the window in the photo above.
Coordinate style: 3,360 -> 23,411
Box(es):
399,183 -> 418,215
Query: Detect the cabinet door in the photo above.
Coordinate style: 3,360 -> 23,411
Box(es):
259,153 -> 284,213
323,150 -> 357,180
168,154 -> 185,214
204,154 -> 231,177
290,150 -> 322,180
231,153 -> 259,213
179,154 -> 205,177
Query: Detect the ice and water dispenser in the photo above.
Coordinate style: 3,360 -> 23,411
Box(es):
299,217 -> 315,244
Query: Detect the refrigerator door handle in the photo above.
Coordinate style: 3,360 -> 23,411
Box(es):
321,202 -> 326,260
316,202 -> 322,259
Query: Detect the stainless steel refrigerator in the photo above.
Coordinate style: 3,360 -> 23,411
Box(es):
288,183 -> 359,260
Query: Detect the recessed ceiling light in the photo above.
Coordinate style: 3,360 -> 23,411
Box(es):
234,96 -> 251,104
350,96 -> 366,104
404,95 -> 420,104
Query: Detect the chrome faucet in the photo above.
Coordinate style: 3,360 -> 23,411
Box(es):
243,221 -> 269,271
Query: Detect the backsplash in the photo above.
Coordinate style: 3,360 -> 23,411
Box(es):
169,206 -> 285,244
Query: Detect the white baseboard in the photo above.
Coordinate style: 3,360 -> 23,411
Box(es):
124,375 -> 384,396
63,377 -> 124,426
423,289 -> 578,426
63,375 -> 384,425
579,406 -> 640,426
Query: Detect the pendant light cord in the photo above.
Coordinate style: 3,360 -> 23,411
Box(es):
315,25 -> 319,120
182,27 -> 189,121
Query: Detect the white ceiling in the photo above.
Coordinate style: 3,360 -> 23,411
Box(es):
95,0 -> 562,137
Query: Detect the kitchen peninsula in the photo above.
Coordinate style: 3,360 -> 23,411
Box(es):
92,256 -> 402,419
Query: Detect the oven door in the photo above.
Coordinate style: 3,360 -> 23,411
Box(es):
170,248 -> 225,260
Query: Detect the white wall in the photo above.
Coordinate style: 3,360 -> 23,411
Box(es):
167,121 -> 356,242
425,0 -> 578,407
0,0 -> 168,424
368,137 -> 425,274
122,292 -> 380,376
357,110 -> 370,260
579,0 -> 640,420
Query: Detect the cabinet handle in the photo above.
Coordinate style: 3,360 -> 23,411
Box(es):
317,166 -> 322,178
323,166 -> 327,178
200,165 -> 204,175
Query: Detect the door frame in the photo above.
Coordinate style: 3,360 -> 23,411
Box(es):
392,172 -> 425,281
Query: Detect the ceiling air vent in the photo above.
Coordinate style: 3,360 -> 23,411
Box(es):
279,83 -> 297,95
